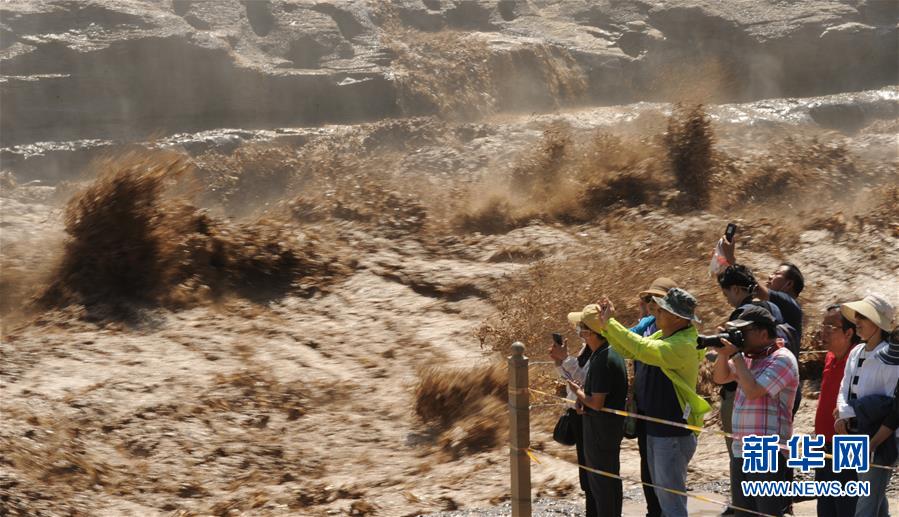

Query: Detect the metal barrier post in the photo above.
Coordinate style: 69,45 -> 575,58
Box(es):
509,342 -> 531,517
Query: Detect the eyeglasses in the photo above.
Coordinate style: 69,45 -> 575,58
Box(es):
576,324 -> 599,336
820,324 -> 840,333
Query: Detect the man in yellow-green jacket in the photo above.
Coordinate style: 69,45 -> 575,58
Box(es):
592,287 -> 710,517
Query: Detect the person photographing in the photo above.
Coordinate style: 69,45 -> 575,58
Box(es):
548,331 -> 594,516
589,288 -> 709,517
565,305 -> 628,517
711,305 -> 799,517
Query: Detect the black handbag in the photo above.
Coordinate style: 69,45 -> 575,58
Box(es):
623,396 -> 638,440
553,408 -> 578,446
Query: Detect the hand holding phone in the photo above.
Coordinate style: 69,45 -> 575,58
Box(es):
720,223 -> 738,265
724,223 -> 738,243
566,378 -> 582,392
549,333 -> 567,364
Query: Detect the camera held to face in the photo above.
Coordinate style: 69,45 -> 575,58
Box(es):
696,326 -> 744,349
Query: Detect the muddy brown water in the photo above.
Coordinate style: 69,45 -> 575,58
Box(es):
2,95 -> 897,515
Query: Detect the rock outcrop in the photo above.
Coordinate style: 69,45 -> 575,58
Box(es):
1,0 -> 896,147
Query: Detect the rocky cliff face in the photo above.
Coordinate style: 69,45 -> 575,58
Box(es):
1,0 -> 896,147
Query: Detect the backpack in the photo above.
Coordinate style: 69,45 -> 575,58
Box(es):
776,322 -> 800,359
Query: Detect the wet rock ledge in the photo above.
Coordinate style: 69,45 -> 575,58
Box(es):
1,0 -> 896,147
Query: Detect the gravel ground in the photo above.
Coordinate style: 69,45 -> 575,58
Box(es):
426,498 -> 584,517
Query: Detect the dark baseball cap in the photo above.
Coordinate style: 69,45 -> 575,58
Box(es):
729,305 -> 776,329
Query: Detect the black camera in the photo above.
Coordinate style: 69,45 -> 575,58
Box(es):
696,328 -> 744,349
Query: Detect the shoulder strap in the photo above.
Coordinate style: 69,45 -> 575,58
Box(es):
776,323 -> 799,357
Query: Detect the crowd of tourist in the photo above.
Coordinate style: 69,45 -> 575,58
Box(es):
549,230 -> 898,517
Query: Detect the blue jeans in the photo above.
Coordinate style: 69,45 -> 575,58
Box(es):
647,434 -> 697,517
855,464 -> 894,517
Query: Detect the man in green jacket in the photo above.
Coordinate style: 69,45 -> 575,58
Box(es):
592,288 -> 710,517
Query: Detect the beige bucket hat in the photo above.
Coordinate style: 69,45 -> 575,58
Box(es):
567,304 -> 604,334
639,277 -> 678,298
841,293 -> 896,332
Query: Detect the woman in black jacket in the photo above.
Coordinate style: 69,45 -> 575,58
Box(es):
870,332 -> 899,453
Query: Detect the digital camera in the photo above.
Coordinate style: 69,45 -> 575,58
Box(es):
696,327 -> 744,349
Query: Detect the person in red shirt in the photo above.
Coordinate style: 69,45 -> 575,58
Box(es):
814,304 -> 861,517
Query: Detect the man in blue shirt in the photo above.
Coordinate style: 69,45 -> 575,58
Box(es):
760,263 -> 804,338
719,239 -> 804,418
720,236 -> 804,343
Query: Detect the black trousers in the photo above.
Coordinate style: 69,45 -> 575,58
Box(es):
731,456 -> 788,517
584,414 -> 623,517
571,410 -> 598,517
814,448 -> 858,517
636,419 -> 662,517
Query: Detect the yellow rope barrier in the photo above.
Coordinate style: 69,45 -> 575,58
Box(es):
526,448 -> 778,517
529,387 -> 708,434
528,387 -> 898,472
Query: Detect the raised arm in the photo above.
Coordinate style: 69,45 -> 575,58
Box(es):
721,234 -> 736,265
601,318 -> 691,369
730,354 -> 768,400
559,355 -> 587,385
712,350 -> 737,385
753,282 -> 771,301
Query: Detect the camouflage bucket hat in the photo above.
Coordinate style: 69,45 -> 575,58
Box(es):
652,287 -> 701,323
